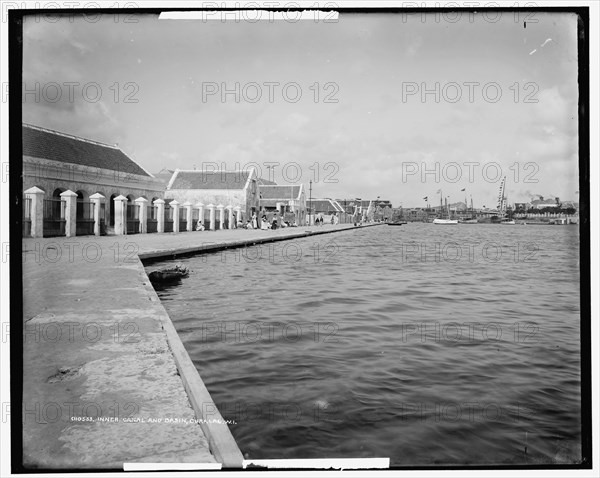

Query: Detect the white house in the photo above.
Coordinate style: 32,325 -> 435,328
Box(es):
258,184 -> 306,225
165,168 -> 261,227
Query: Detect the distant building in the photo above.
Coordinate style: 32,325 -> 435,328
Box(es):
561,200 -> 578,211
404,208 -> 430,222
308,199 -> 345,222
337,198 -> 393,210
165,168 -> 260,222
258,184 -> 306,225
153,168 -> 175,187
530,196 -> 560,209
257,177 -> 277,186
514,202 -> 531,211
22,123 -> 165,236
335,198 -> 393,221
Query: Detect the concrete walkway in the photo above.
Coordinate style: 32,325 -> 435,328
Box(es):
21,223 -> 377,470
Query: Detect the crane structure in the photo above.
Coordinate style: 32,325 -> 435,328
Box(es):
496,176 -> 507,214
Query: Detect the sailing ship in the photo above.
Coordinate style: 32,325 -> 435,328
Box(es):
459,194 -> 478,223
433,190 -> 458,224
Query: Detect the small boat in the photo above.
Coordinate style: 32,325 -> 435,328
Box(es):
148,264 -> 190,283
459,218 -> 478,224
387,222 -> 406,226
500,219 -> 516,225
433,218 -> 458,225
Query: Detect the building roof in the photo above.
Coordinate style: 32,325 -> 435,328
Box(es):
309,199 -> 344,213
167,169 -> 253,190
337,198 -> 393,208
22,124 -> 151,177
257,177 -> 277,186
259,185 -> 302,200
153,168 -> 175,186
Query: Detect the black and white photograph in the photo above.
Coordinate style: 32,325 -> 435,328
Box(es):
1,1 -> 597,476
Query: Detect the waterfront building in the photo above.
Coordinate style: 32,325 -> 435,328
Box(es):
530,196 -> 561,209
514,202 -> 531,212
22,124 -> 165,237
404,208 -> 430,222
257,177 -> 277,186
336,198 -> 393,222
308,198 -> 345,223
165,168 -> 261,227
153,168 -> 176,187
258,184 -> 307,225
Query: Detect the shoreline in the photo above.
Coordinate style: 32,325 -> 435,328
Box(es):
20,223 -> 381,470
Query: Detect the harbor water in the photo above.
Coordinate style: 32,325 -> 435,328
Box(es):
150,223 -> 582,465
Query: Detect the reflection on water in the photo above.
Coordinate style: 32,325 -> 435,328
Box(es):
150,223 -> 582,465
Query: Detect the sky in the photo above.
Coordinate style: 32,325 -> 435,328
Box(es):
21,10 -> 580,208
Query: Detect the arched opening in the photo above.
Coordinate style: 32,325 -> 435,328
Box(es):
76,190 -> 89,219
126,194 -> 139,234
109,193 -> 117,227
126,194 -> 136,222
92,191 -> 107,235
150,197 -> 159,220
50,188 -> 66,219
44,188 -> 67,237
147,197 -> 160,233
75,189 -> 95,235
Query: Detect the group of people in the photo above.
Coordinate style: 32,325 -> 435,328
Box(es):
197,211 -> 298,231
313,212 -> 339,226
195,212 -> 244,231
252,212 -> 297,230
196,209 -> 346,231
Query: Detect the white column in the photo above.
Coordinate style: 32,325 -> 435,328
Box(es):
154,199 -> 165,233
217,204 -> 225,230
208,204 -> 215,230
135,197 -> 148,234
226,205 -> 234,229
183,202 -> 193,232
89,192 -> 105,236
113,195 -> 128,236
60,189 -> 78,237
24,186 -> 45,238
170,200 -> 180,233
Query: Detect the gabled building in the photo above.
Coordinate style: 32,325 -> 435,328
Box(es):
309,198 -> 344,214
530,197 -> 560,209
258,184 -> 306,225
153,168 -> 176,187
22,123 -> 165,236
165,168 -> 260,222
513,202 -> 531,212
